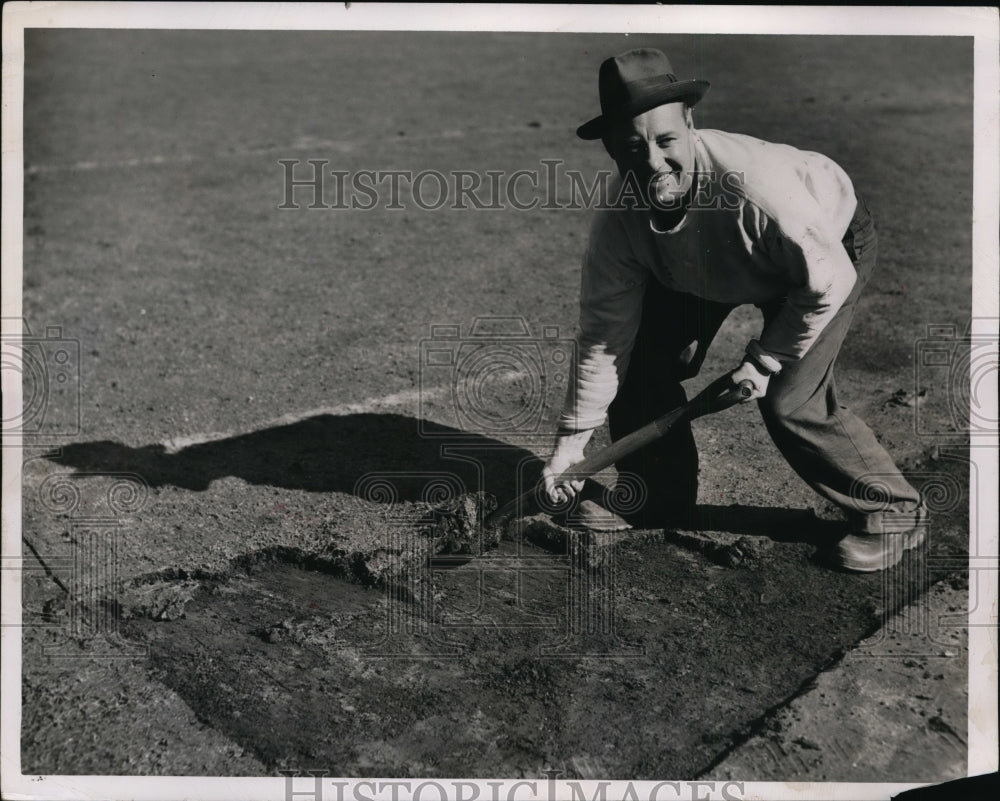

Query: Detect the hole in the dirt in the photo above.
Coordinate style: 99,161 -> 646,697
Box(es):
113,535 -> 928,778
114,544 -> 388,623
228,545 -> 366,581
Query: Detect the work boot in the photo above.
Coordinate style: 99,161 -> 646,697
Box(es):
822,524 -> 928,572
554,480 -> 696,533
820,500 -> 930,572
552,482 -> 632,532
562,499 -> 633,532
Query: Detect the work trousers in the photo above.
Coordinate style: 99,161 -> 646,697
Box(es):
607,194 -> 925,533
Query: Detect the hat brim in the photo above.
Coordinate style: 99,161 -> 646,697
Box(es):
576,78 -> 710,140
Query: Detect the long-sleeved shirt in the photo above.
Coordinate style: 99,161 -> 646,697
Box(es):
560,127 -> 859,431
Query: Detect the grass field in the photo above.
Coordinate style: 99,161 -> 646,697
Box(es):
16,27 -> 978,782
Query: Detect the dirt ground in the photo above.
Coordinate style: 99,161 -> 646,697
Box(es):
15,29 -> 981,785
709,579 -> 970,783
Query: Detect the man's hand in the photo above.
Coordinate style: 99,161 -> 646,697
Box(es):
542,429 -> 593,504
730,358 -> 772,400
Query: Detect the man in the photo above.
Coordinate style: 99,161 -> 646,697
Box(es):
542,48 -> 926,572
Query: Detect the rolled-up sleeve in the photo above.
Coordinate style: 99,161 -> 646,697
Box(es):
754,184 -> 857,362
558,209 -> 649,431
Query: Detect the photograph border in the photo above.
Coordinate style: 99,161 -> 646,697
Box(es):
2,4 -> 997,800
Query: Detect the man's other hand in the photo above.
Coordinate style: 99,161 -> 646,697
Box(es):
730,359 -> 772,399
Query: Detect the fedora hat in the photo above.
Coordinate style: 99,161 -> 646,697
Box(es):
577,48 -> 710,140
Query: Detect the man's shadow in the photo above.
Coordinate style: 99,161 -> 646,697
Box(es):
46,412 -> 832,543
46,414 -> 538,504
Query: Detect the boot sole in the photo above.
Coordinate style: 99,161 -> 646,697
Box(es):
828,525 -> 927,573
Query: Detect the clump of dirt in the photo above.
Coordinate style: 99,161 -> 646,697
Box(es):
429,491 -> 499,554
665,530 -> 775,569
119,579 -> 201,621
512,514 -> 662,570
252,616 -> 331,645
715,535 -> 775,568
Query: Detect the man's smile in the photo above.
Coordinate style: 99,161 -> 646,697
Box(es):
648,169 -> 686,206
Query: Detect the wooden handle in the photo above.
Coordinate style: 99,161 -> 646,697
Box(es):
486,376 -> 754,526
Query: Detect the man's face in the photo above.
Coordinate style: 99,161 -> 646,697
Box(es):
609,102 -> 696,210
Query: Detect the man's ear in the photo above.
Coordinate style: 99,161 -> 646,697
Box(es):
684,105 -> 694,128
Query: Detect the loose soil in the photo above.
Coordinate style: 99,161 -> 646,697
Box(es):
106,454 -> 965,780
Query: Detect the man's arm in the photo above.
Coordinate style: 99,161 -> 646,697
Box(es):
758,224 -> 857,361
738,181 -> 859,394
544,209 -> 648,502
